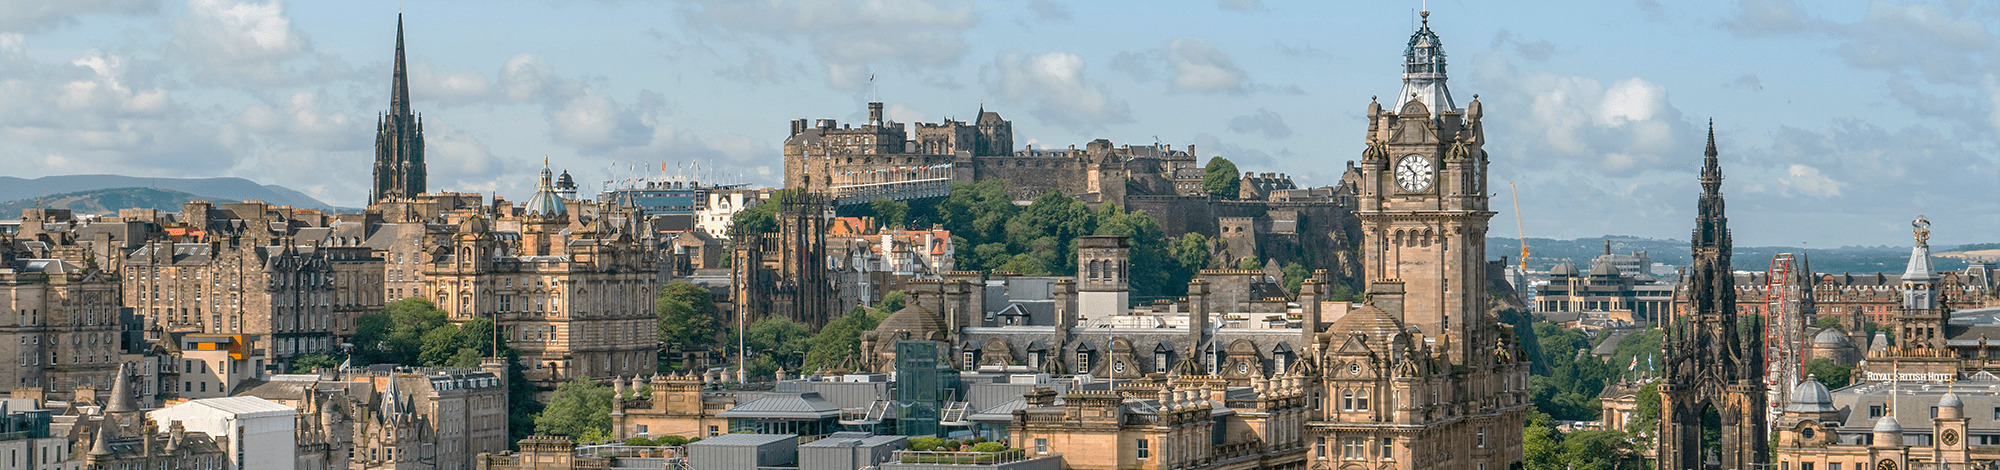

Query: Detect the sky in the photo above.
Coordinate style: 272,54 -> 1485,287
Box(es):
0,0 -> 1995,248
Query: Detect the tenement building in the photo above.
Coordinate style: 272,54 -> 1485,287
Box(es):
0,219 -> 123,397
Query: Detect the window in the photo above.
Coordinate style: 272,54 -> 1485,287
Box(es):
1135,439 -> 1149,459
636,425 -> 647,435
1931,406 -> 1939,418
1341,438 -> 1366,460
1831,463 -> 1842,470
1870,405 -> 1885,418
1804,463 -> 1815,470
1380,438 -> 1393,460
1781,462 -> 1789,470
707,425 -> 718,437
1035,438 -> 1049,455
1315,437 -> 1326,459
1478,427 -> 1487,448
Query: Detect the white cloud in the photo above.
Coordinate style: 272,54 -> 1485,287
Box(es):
981,50 -> 1132,128
0,0 -> 159,33
670,0 -> 976,90
1217,0 -> 1261,12
1227,108 -> 1291,139
1164,37 -> 1249,94
173,0 -> 307,65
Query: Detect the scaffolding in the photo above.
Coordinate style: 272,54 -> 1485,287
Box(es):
1762,252 -> 1815,426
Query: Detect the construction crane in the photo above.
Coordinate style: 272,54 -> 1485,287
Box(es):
1510,181 -> 1528,272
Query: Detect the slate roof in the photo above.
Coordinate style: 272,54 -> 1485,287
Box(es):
715,392 -> 841,419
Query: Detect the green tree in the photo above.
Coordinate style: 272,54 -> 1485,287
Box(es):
352,298 -> 453,366
1815,316 -> 1844,330
879,290 -> 907,313
725,316 -> 813,379
289,353 -> 339,373
1281,262 -> 1310,293
728,189 -> 805,236
657,282 -> 721,352
418,323 -> 466,366
1523,423 -> 1563,470
1633,382 -> 1661,432
1092,204 -> 1175,300
869,198 -> 910,229
1173,233 -> 1213,271
1201,157 -> 1241,197
1560,430 -> 1634,470
802,309 -> 887,371
534,377 -> 614,441
1237,257 -> 1262,270
1804,358 -> 1854,388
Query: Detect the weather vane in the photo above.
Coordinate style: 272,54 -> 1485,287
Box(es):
1913,215 -> 1931,246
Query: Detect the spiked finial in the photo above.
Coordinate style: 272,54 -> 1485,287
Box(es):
391,14 -> 411,117
1701,119 -> 1722,194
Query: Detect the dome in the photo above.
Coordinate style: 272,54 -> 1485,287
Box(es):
1873,415 -> 1902,433
523,166 -> 568,219
874,301 -> 947,341
1940,391 -> 1963,408
1589,260 -> 1620,277
1812,329 -> 1848,345
1785,376 -> 1835,413
1550,262 -> 1580,276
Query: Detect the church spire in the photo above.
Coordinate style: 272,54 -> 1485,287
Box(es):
391,14 -> 411,117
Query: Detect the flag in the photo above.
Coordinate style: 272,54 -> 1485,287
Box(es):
1629,356 -> 1638,371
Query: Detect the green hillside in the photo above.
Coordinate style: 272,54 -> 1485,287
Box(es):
0,187 -> 237,217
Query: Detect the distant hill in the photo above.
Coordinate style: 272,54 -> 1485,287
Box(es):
0,187 -> 241,217
1487,236 -> 1987,275
0,175 -> 332,211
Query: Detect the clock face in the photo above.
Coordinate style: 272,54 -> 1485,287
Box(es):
1349,364 -> 1362,375
1879,460 -> 1898,470
1113,361 -> 1125,373
1395,155 -> 1433,192
1942,429 -> 1959,446
1237,362 -> 1250,374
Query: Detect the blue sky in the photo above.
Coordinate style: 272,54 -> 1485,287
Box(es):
1,0 -> 1994,247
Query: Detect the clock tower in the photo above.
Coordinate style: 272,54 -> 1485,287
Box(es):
1354,10 -> 1491,365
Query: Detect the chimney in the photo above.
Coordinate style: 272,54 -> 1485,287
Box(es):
1187,279 -> 1209,370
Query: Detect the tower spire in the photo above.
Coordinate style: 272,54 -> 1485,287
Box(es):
392,14 -> 411,117
1701,119 -> 1722,194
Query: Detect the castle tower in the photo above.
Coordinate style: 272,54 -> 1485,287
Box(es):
372,15 -> 426,204
1658,123 -> 1767,470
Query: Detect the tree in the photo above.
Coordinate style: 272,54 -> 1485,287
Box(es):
289,353 -> 339,374
1237,257 -> 1261,270
802,309 -> 887,371
352,298 -> 453,366
657,282 -> 721,353
869,198 -> 910,229
1281,262 -> 1310,293
534,377 -> 614,441
879,290 -> 907,313
728,189 -> 805,236
725,316 -> 813,379
1092,204 -> 1175,300
1201,156 -> 1241,197
1804,358 -> 1854,388
1173,233 -> 1213,272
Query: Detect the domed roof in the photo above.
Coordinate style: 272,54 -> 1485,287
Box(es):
1588,259 -> 1619,277
874,300 -> 947,341
524,166 -> 568,219
1550,262 -> 1580,276
1786,376 -> 1835,413
1873,415 -> 1902,432
1813,328 -> 1848,345
1940,391 -> 1963,408
1326,302 -> 1407,352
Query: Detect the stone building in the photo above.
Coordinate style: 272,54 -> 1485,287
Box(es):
607,372 -> 734,440
51,367 -> 230,470
1537,244 -> 1675,321
120,202 -> 375,372
731,193 -> 837,328
0,232 -> 122,398
1773,377 -> 2000,470
1008,376 -> 1310,470
401,166 -> 660,390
